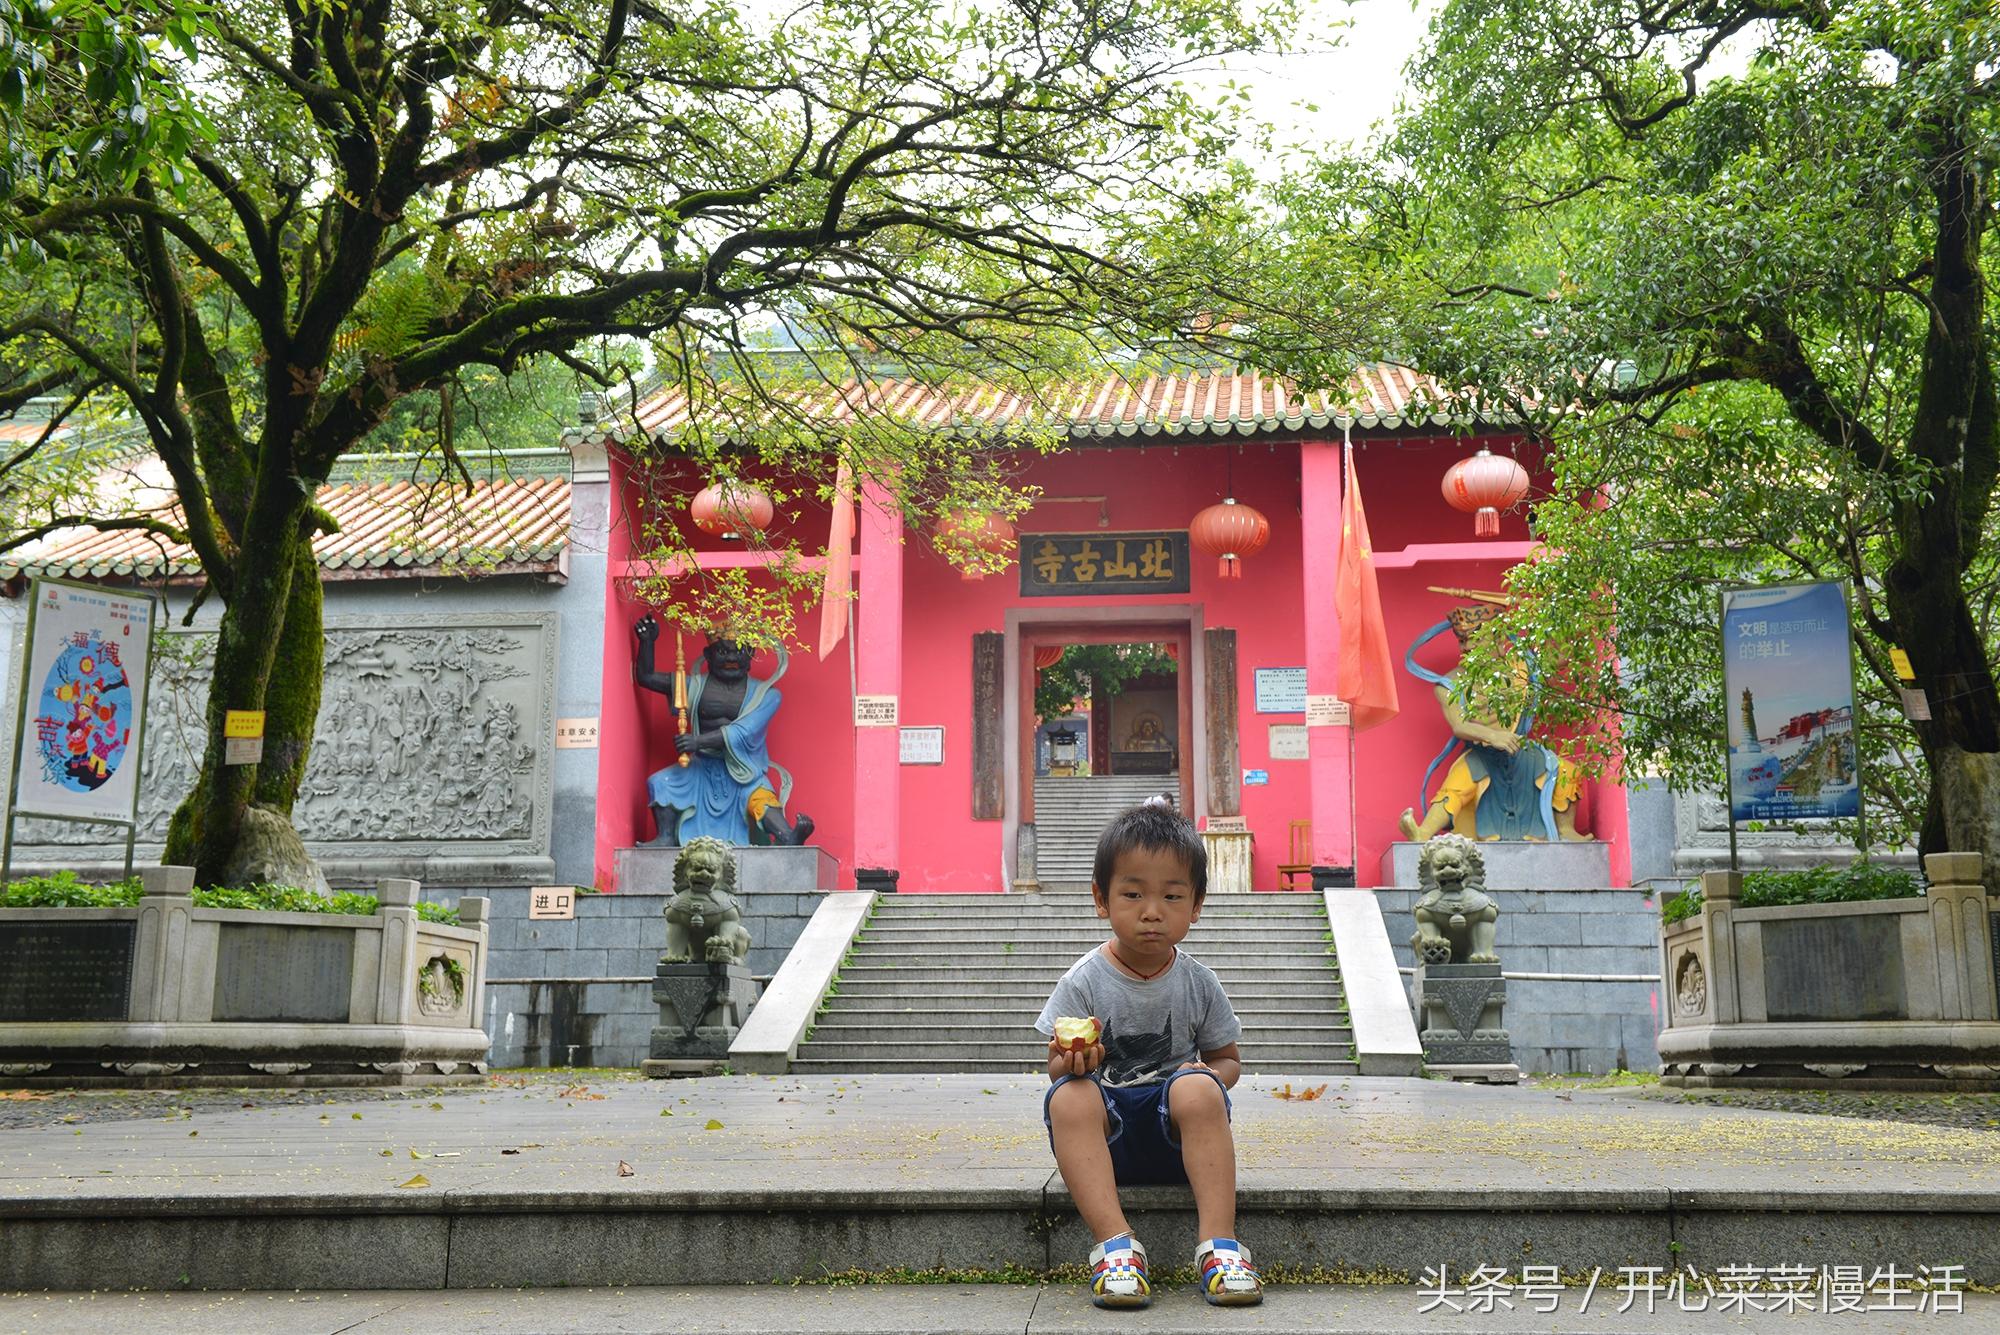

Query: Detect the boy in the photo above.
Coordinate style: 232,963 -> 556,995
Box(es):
1034,803 -> 1263,1309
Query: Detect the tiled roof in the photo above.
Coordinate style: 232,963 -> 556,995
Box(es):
5,476 -> 571,582
629,363 -> 1503,441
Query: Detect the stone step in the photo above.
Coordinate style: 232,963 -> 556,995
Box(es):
793,1038 -> 1360,1061
822,999 -> 1349,1019
789,1055 -> 1364,1074
840,955 -> 1328,975
832,969 -> 1340,989
852,929 -> 1334,945
806,1023 -> 1358,1045
825,984 -> 1346,1005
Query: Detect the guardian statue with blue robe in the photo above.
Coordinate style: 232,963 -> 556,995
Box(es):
635,614 -> 814,847
1398,597 -> 1590,844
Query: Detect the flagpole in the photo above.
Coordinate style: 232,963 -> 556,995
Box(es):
1341,422 -> 1358,855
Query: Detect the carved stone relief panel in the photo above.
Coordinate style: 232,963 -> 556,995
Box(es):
1670,789 -> 1877,873
15,613 -> 556,865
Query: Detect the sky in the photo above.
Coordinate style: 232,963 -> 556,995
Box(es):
1206,0 -> 1444,160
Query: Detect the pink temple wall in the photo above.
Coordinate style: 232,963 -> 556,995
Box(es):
594,434 -> 1631,893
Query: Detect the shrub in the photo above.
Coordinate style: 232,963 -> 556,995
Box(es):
1661,862 -> 1922,927
3,871 -> 459,924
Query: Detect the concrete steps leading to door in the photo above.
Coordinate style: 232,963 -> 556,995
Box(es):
792,890 -> 1356,1075
1030,775 -> 1183,884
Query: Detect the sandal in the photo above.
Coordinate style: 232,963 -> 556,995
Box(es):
1088,1234 -> 1152,1309
1196,1237 -> 1263,1306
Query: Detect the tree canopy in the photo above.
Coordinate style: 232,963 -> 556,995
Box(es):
1252,0 -> 2000,860
0,0 -> 1288,884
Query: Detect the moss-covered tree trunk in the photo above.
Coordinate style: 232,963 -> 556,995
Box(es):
163,492 -> 323,887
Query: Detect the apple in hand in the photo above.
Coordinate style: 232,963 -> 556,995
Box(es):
1053,1016 -> 1102,1052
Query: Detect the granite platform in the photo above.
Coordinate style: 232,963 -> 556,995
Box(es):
2,1073 -> 1996,1293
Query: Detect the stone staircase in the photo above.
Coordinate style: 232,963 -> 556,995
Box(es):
1031,774 -> 1180,886
792,891 -> 1357,1076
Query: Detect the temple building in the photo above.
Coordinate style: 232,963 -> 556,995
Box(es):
587,365 -> 1631,896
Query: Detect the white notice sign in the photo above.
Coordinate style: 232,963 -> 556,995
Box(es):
854,695 -> 899,727
1269,724 -> 1308,760
1305,694 -> 1350,728
555,717 -> 601,749
899,726 -> 944,764
1205,816 -> 1249,835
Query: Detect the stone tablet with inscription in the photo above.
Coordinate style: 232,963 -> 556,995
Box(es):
0,920 -> 136,1021
212,924 -> 354,1023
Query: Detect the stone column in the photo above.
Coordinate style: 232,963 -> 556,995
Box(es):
1924,852 -> 1995,1022
852,476 -> 903,893
130,865 -> 195,1022
374,877 -> 421,1026
1699,869 -> 1742,1025
458,896 -> 491,1028
1299,440 -> 1354,887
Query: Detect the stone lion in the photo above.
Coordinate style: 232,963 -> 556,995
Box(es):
1410,833 -> 1499,965
662,836 -> 752,965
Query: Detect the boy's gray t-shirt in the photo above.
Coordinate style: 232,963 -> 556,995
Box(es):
1034,948 -> 1242,1088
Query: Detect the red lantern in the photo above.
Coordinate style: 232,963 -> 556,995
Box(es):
934,510 -> 1015,580
690,480 -> 774,540
1189,497 -> 1270,579
1441,448 -> 1529,538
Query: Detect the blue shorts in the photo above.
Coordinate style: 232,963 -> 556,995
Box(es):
1042,1067 -> 1232,1186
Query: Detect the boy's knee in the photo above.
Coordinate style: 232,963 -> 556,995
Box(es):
1049,1078 -> 1106,1126
1168,1072 -> 1227,1121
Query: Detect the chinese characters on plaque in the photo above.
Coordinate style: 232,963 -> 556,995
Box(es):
1019,531 -> 1191,597
528,886 -> 576,920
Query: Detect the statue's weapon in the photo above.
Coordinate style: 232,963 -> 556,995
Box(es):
673,634 -> 691,767
1425,585 -> 1513,606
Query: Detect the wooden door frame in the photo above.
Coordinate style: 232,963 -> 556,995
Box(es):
1016,620 -> 1195,823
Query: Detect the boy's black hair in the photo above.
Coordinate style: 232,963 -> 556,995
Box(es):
1092,803 -> 1207,902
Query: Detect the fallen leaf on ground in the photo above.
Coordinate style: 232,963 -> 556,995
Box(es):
617,1161 -> 635,1177
429,1102 -> 444,1111
1271,1083 -> 1329,1102
397,1174 -> 430,1189
410,1148 -> 429,1159
379,1149 -> 392,1157
704,1118 -> 724,1130
351,1113 -> 363,1120
501,1148 -> 521,1155
0,1092 -> 51,1101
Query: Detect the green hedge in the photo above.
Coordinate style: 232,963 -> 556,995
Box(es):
2,870 -> 460,924
1661,862 -> 1922,928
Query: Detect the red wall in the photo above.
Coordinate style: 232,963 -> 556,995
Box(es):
595,433 -> 1630,892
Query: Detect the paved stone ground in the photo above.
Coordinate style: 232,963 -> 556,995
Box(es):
0,1284 -> 1990,1334
4,1071 -> 1998,1205
1632,1086 -> 2000,1135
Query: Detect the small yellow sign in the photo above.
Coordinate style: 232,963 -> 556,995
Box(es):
1890,648 -> 1915,682
224,709 -> 266,739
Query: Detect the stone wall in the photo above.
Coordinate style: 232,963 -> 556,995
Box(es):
423,886 -> 826,1068
1375,886 -> 1664,1075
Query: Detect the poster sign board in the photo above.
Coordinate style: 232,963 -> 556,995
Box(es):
10,579 -> 155,826
1722,581 -> 1859,823
899,726 -> 944,765
1253,667 -> 1307,714
1019,531 -> 1190,597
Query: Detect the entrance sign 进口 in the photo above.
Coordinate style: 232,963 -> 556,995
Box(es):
529,886 -> 576,920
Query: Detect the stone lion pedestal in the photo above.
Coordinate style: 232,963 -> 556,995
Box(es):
641,961 -> 759,1077
1408,835 -> 1521,1084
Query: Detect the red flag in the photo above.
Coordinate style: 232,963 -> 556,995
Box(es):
1336,443 -> 1399,730
817,458 -> 855,659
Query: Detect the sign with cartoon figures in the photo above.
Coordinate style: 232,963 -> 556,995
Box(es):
11,579 -> 156,826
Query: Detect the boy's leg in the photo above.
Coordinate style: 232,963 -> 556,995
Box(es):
1167,1072 -> 1235,1241
1047,1078 -> 1132,1244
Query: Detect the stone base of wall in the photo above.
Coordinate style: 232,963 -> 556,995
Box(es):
428,887 -> 828,1068
1375,885 -> 1664,1075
